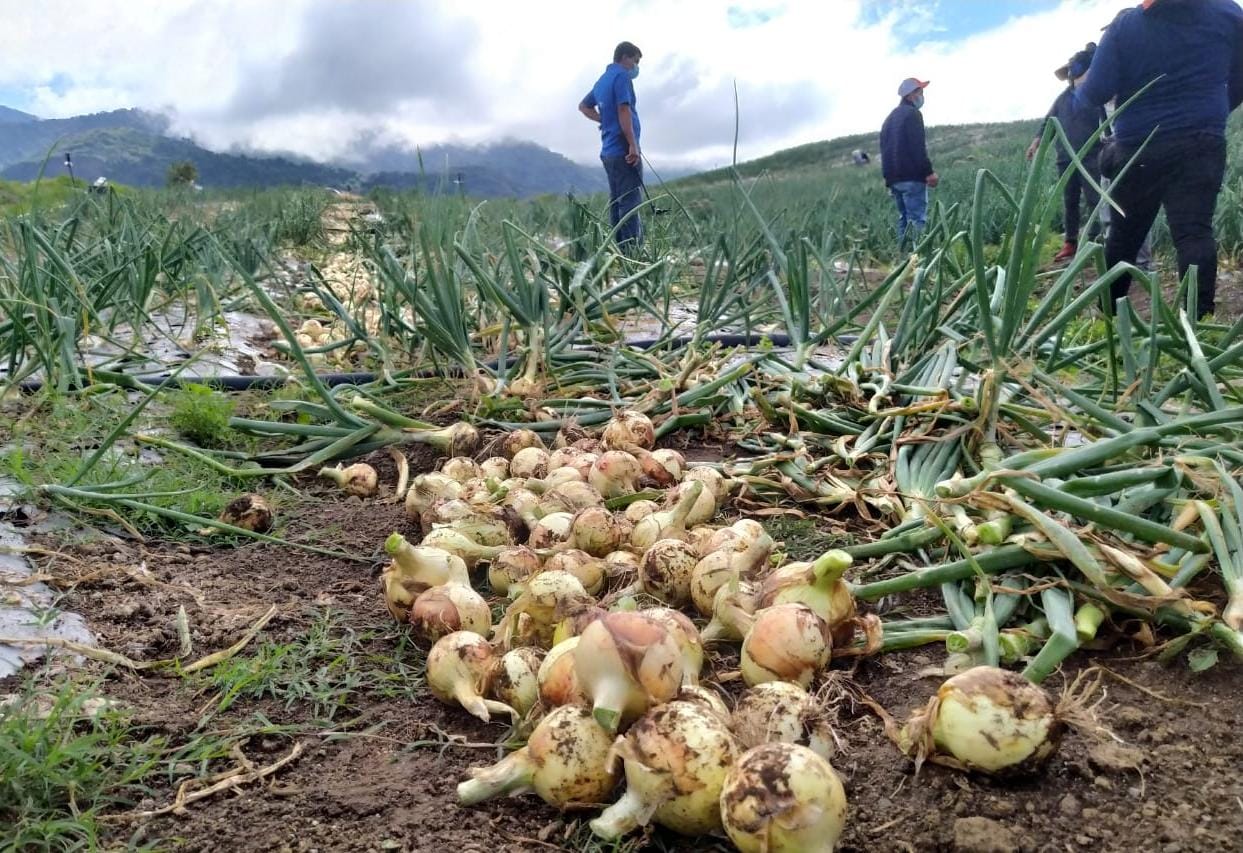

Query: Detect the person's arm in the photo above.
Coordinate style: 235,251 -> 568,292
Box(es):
1028,102 -> 1057,160
579,92 -> 600,123
618,104 -> 639,165
614,75 -> 640,165
1074,22 -> 1122,109
911,111 -> 935,184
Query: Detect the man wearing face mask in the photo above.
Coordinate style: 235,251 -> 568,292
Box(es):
1028,44 -> 1108,263
579,41 -> 644,251
1073,0 -> 1243,318
880,78 -> 938,249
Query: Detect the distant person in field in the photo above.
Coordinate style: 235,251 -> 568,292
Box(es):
1028,43 -> 1107,263
880,78 -> 938,249
579,41 -> 644,252
1073,0 -> 1243,317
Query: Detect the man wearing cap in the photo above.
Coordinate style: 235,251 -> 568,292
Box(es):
880,78 -> 938,249
1027,44 -> 1108,263
580,41 -> 644,252
1073,0 -> 1243,317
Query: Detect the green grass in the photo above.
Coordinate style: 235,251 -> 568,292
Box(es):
168,384 -> 235,447
762,517 -> 857,562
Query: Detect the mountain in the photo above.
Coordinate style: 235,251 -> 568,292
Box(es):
0,106 -> 37,124
0,106 -> 606,197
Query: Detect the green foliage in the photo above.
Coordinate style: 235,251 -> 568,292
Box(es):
165,159 -> 198,187
169,384 -> 235,447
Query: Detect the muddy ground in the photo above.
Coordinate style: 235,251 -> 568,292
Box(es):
4,441 -> 1242,853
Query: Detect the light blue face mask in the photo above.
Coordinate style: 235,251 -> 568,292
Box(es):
911,93 -> 925,110
627,66 -> 640,80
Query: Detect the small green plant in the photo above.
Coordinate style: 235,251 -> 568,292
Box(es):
169,384 -> 235,447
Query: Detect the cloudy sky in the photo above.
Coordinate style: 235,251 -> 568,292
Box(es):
0,0 -> 1139,170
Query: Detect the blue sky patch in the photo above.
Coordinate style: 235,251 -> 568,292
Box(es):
727,4 -> 785,28
859,0 -> 1062,46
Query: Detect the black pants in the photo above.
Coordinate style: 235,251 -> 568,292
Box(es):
1060,156 -> 1101,243
1105,131 -> 1226,315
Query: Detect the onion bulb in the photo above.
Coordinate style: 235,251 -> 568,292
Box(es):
567,506 -> 628,557
630,480 -> 704,551
537,481 -> 604,515
404,472 -> 463,519
409,583 -> 491,645
601,411 -> 656,452
741,603 -> 831,689
487,546 -> 542,596
440,456 -> 481,483
479,456 -> 510,480
574,611 -> 684,733
542,466 -> 584,488
900,666 -> 1061,774
218,493 -> 274,533
701,579 -> 759,643
624,500 -> 660,524
548,447 -> 583,470
760,549 -> 857,647
497,570 -> 591,648
590,702 -> 737,839
488,646 -> 543,718
317,463 -> 379,498
501,428 -> 545,459
690,533 -> 774,616
538,637 -> 586,707
676,685 -> 731,723
544,549 -> 607,596
381,534 -> 470,622
683,466 -> 731,505
528,511 -> 574,550
425,631 -> 515,723
648,448 -> 686,482
457,704 -> 617,807
664,480 -> 718,527
419,527 -> 505,570
589,451 -> 642,498
641,607 -> 703,687
638,539 -> 700,608
510,446 -> 551,480
731,682 -> 836,760
720,743 -> 848,852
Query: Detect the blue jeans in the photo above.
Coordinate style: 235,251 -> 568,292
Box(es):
889,180 -> 927,247
602,156 -> 643,250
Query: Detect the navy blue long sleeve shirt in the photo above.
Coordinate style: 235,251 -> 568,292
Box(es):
1039,88 -> 1107,167
1073,0 -> 1243,146
880,102 -> 933,186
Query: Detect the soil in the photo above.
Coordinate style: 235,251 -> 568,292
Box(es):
4,440 -> 1242,853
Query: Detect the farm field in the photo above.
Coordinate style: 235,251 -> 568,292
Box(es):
3,118 -> 1243,853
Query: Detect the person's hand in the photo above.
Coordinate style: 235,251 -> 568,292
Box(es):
1026,139 -> 1040,161
626,145 -> 641,166
926,172 -> 939,188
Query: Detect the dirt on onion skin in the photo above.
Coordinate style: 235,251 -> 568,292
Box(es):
2,442 -> 1241,852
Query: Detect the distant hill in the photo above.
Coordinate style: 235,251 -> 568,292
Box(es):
0,105 -> 37,124
0,105 -> 606,197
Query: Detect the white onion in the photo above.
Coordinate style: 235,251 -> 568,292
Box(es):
649,448 -> 686,482
317,463 -> 379,498
664,480 -> 718,527
510,446 -> 551,479
419,527 -> 504,570
537,637 -> 586,707
440,456 -> 482,483
623,499 -> 660,523
683,466 -> 731,504
589,451 -> 643,498
601,411 -> 656,452
501,428 -> 546,459
630,481 -> 704,551
731,681 -> 836,760
458,704 -> 617,807
538,481 -> 604,515
425,631 -> 515,723
498,570 -> 591,648
701,579 -> 759,643
641,607 -> 703,687
404,472 -> 463,519
638,539 -> 700,608
590,701 -> 737,839
741,603 -> 832,689
488,646 -> 543,719
690,533 -> 774,616
568,506 -> 627,557
528,511 -> 574,550
542,465 -> 585,488
760,550 -> 857,647
574,611 -> 684,733
544,549 -> 607,596
381,534 -> 470,622
409,583 -> 491,645
720,743 -> 848,852
478,456 -> 510,480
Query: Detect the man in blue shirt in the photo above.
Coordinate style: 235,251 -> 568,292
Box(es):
1028,44 -> 1108,263
1074,0 -> 1243,317
880,78 -> 939,249
579,41 -> 643,251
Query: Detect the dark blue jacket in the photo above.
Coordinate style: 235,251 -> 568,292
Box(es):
880,102 -> 933,186
1040,88 -> 1107,167
1073,0 -> 1243,146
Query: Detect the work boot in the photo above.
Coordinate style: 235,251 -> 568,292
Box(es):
1053,242 -> 1077,263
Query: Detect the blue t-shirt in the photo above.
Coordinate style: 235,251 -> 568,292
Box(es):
1073,0 -> 1243,145
582,63 -> 640,159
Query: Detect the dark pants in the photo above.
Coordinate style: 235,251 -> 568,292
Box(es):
1105,131 -> 1226,316
1060,155 -> 1101,244
602,156 -> 643,250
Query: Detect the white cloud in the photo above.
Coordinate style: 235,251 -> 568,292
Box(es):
0,0 -> 1125,169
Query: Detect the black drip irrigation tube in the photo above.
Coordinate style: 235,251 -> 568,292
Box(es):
12,332 -> 858,394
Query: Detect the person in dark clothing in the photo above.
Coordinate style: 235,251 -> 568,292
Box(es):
1028,44 -> 1108,262
580,41 -> 644,251
880,78 -> 938,248
1074,0 -> 1243,317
